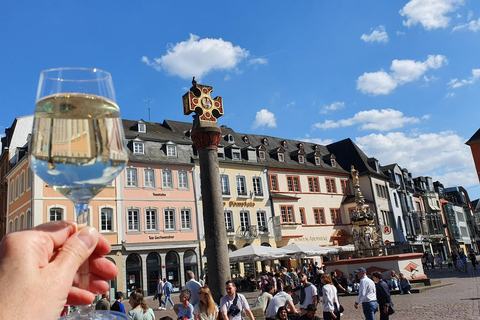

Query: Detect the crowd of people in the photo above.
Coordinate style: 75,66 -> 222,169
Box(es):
421,250 -> 478,273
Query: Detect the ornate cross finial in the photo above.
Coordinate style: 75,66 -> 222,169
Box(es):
183,77 -> 224,124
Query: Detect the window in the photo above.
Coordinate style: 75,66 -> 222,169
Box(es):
232,149 -> 241,160
20,171 -> 25,194
26,210 -> 32,229
144,168 -> 155,188
236,175 -> 248,196
326,178 -> 336,193
394,193 -> 399,207
280,206 -> 295,223
299,207 -> 306,225
313,208 -> 325,224
298,155 -> 305,164
14,218 -> 18,231
259,151 -> 266,160
101,208 -> 113,231
127,209 -> 140,232
10,180 -> 14,202
166,144 -> 177,157
220,174 -> 231,196
307,177 -> 320,193
164,209 -> 176,231
287,176 -> 300,192
252,176 -> 263,197
256,210 -> 268,232
218,146 -> 225,159
145,209 -> 158,231
341,180 -> 350,195
315,157 -> 321,166
269,175 -> 278,191
239,210 -> 250,231
181,209 -> 192,230
27,169 -> 32,189
330,209 -> 341,224
126,168 -> 138,187
278,153 -> 285,162
178,170 -> 189,189
15,177 -> 19,198
50,208 -> 63,221
138,122 -> 146,133
162,169 -> 173,189
20,215 -> 24,230
224,210 -> 234,233
133,141 -> 144,154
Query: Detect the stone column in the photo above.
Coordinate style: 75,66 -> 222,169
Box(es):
183,78 -> 230,303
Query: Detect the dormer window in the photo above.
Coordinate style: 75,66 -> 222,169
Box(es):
330,154 -> 337,167
227,134 -> 234,143
138,122 -> 146,133
243,136 -> 249,144
299,155 -> 305,164
298,143 -> 304,149
218,146 -> 225,159
232,149 -> 241,160
166,144 -> 177,157
133,141 -> 144,154
282,140 -> 287,148
278,153 -> 285,162
259,150 -> 266,161
314,145 -> 320,152
263,138 -> 269,146
315,156 -> 321,166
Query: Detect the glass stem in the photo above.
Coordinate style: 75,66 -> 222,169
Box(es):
74,202 -> 91,295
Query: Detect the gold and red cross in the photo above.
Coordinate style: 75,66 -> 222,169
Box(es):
183,78 -> 224,123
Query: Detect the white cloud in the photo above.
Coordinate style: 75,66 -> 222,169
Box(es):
224,74 -> 231,81
141,34 -> 250,79
355,130 -> 477,190
286,101 -> 296,108
421,114 -> 432,120
248,58 -> 268,66
400,0 -> 464,30
357,55 -> 448,95
252,109 -> 277,129
453,17 -> 480,32
298,135 -> 334,145
313,109 -> 420,131
320,101 -> 345,114
448,68 -> 480,88
445,92 -> 456,98
361,25 -> 389,43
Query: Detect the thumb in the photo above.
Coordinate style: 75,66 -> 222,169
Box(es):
51,227 -> 99,280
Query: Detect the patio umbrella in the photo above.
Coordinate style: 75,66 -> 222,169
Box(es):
282,242 -> 338,258
228,244 -> 295,263
332,244 -> 355,252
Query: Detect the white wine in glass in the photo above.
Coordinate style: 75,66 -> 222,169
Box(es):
29,68 -> 129,319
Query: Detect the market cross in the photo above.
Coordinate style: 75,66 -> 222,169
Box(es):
183,77 -> 224,123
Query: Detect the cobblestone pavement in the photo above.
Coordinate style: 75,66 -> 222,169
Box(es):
140,264 -> 480,320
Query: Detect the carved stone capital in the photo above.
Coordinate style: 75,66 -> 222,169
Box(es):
191,127 -> 222,150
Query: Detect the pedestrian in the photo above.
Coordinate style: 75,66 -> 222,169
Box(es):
175,289 -> 195,320
353,267 -> 377,320
435,254 -> 443,271
372,271 -> 393,320
460,251 -> 468,272
447,256 -> 453,271
427,253 -> 435,269
163,278 -> 175,310
265,286 -> 299,320
128,290 -> 155,320
184,271 -> 202,306
294,272 -> 318,315
398,273 -> 411,294
290,268 -> 299,287
468,251 -> 477,270
194,286 -> 219,320
111,291 -> 126,314
451,251 -> 458,271
421,255 -> 429,270
297,304 -> 321,320
95,292 -> 110,310
320,274 -> 341,320
253,283 -> 274,314
330,271 -> 347,294
156,277 -> 165,310
220,280 -> 254,320
389,270 -> 399,290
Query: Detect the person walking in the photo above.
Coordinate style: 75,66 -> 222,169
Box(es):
111,291 -> 126,314
372,271 -> 393,320
162,278 -> 175,310
156,277 -> 165,310
184,271 -> 202,307
320,274 -> 341,320
220,280 -> 254,320
435,254 -> 443,271
353,267 -> 377,320
469,251 -> 477,270
398,273 -> 411,294
294,272 -> 318,315
194,286 -> 219,320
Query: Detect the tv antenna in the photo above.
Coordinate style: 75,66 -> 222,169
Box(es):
143,99 -> 155,122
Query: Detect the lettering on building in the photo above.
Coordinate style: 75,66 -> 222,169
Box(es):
153,193 -> 167,196
149,235 -> 174,240
226,201 -> 255,207
297,236 -> 328,242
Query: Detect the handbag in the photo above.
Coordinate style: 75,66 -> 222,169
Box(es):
387,303 -> 395,315
153,292 -> 158,300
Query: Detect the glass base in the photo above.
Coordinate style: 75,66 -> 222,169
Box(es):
60,310 -> 129,320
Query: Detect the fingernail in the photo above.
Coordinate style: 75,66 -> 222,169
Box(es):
78,227 -> 98,249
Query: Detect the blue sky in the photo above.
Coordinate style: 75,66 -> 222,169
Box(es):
1,0 -> 480,199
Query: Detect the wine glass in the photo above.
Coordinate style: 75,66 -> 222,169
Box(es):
29,68 -> 129,319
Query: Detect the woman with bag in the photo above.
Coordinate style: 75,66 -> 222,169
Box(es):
372,271 -> 393,320
320,274 -> 341,320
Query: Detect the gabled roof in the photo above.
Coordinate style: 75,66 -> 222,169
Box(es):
466,128 -> 480,145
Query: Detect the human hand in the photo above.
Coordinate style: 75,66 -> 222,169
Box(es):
330,312 -> 337,319
354,302 -> 358,309
0,221 -> 117,320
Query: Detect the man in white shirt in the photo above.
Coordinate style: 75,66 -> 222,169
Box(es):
353,267 -> 377,320
184,271 -> 202,306
265,286 -> 299,320
220,280 -> 255,320
294,272 -> 317,315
